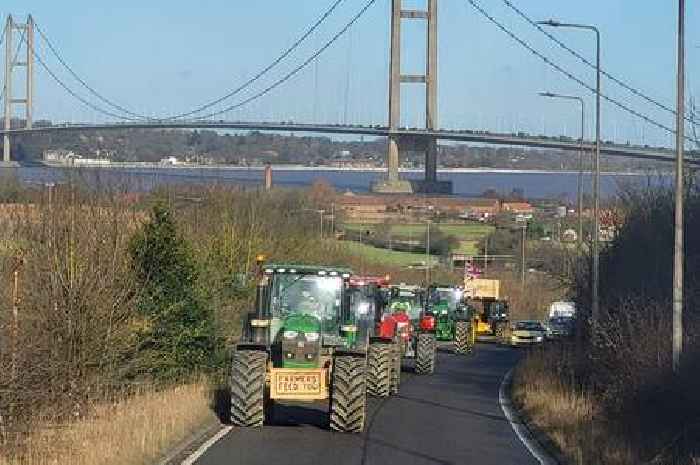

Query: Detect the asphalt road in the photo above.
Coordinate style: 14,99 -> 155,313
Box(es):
196,343 -> 538,465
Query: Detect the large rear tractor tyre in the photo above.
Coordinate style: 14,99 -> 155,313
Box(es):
390,343 -> 402,394
454,321 -> 472,355
230,350 -> 267,427
415,333 -> 436,375
330,355 -> 367,433
367,343 -> 392,397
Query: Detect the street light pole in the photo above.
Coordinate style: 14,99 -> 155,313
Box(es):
538,92 -> 586,249
673,0 -> 685,373
539,19 -> 601,325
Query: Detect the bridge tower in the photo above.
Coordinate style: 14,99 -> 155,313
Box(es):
372,0 -> 451,194
3,15 -> 34,163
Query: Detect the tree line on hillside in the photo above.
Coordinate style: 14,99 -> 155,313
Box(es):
5,124 -> 662,171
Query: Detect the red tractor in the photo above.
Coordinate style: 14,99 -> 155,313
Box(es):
376,284 -> 437,376
347,275 -> 399,397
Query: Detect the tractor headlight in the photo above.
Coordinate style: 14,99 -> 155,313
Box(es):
397,322 -> 408,328
441,310 -> 448,315
536,336 -> 543,342
305,332 -> 320,342
283,330 -> 298,339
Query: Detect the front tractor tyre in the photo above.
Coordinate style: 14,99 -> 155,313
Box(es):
454,321 -> 472,355
367,343 -> 392,397
230,349 -> 267,427
415,333 -> 436,375
330,355 -> 367,433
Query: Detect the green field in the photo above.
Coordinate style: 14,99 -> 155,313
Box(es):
344,223 -> 492,257
344,222 -> 492,237
342,241 -> 438,267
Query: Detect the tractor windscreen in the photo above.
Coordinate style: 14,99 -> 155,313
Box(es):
271,274 -> 342,331
430,288 -> 463,311
348,286 -> 378,347
392,291 -> 422,320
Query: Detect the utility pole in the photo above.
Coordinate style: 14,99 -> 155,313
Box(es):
673,0 -> 685,373
484,236 -> 489,275
425,219 -> 431,284
520,223 -> 526,288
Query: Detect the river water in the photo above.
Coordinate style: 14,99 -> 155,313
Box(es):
2,165 -> 669,200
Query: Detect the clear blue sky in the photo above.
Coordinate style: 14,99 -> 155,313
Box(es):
5,0 -> 699,147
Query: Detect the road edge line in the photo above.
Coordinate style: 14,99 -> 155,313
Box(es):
179,425 -> 233,465
498,368 -> 558,465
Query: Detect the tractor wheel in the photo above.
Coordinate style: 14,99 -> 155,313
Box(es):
454,321 -> 472,355
330,355 -> 367,433
494,322 -> 506,341
390,343 -> 402,394
367,343 -> 392,397
230,349 -> 267,427
415,333 -> 436,375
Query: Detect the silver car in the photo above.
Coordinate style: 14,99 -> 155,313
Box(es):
509,320 -> 546,346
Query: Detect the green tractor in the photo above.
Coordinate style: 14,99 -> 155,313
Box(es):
230,262 -> 368,433
427,285 -> 475,354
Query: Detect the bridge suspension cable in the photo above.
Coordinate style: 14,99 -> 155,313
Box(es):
34,23 -> 153,120
466,0 -> 695,143
30,0 -> 348,122
502,0 -> 698,126
189,0 -> 377,121
27,33 -> 138,120
163,0 -> 347,120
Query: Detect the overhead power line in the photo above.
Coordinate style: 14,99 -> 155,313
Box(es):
191,0 -> 377,121
503,0 -> 698,126
466,0 -> 694,142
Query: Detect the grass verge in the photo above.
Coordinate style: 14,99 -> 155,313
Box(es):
0,382 -> 217,465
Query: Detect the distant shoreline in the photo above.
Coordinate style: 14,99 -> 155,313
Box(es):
13,162 -> 666,177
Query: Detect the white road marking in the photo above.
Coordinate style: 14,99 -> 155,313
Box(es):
498,368 -> 558,465
180,425 -> 233,465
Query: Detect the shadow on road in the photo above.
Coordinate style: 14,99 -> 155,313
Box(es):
267,401 -> 330,430
211,386 -> 231,424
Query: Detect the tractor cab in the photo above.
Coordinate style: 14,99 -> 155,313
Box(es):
427,284 -> 476,351
347,275 -> 391,349
246,264 -> 355,364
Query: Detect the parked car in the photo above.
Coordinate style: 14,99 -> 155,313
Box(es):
509,320 -> 547,347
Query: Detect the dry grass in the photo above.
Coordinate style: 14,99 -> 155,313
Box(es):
0,382 -> 217,465
513,343 -> 700,465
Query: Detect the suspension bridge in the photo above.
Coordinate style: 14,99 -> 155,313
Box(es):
1,1 -> 697,193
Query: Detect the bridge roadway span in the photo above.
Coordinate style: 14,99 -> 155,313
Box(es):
193,343 -> 539,465
4,122 -> 696,166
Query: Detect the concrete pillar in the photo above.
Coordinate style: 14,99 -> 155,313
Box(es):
387,0 -> 401,182
4,16 -> 13,163
424,0 -> 438,184
26,15 -> 33,130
